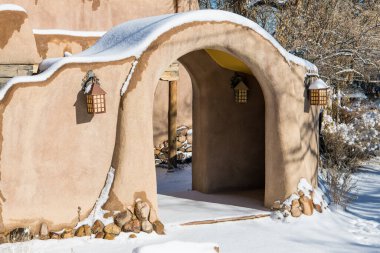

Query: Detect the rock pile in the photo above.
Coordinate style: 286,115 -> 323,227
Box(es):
0,199 -> 164,244
271,178 -> 327,220
154,126 -> 192,164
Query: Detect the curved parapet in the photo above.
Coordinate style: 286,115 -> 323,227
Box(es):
0,10 -> 320,233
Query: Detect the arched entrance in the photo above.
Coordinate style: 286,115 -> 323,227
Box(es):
154,49 -> 265,206
108,14 -> 319,213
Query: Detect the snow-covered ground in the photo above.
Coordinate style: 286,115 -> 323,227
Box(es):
1,160 -> 380,253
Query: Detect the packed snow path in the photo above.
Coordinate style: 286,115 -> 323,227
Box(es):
345,157 -> 380,247
1,160 -> 380,252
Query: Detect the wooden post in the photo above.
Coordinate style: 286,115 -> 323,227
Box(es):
159,62 -> 179,171
168,80 -> 178,171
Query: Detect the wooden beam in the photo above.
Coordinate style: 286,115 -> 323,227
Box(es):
168,80 -> 178,171
160,62 -> 179,81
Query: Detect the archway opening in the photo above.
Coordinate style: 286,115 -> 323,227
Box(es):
153,49 -> 266,216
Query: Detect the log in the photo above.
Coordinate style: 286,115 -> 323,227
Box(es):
154,149 -> 161,155
177,126 -> 189,136
186,135 -> 193,144
177,136 -> 186,143
168,80 -> 178,170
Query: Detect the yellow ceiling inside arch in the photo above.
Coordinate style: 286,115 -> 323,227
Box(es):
205,49 -> 252,75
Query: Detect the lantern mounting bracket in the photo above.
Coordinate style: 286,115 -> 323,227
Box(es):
304,71 -> 320,87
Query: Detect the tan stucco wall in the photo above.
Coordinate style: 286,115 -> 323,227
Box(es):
0,0 -> 199,31
0,0 -> 198,64
0,59 -> 133,233
0,10 -> 40,64
0,20 -> 319,232
34,34 -> 100,59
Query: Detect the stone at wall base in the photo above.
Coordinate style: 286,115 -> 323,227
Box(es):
75,225 -> 91,237
153,220 -> 165,235
141,220 -> 153,233
91,220 -> 105,234
104,223 -> 121,235
103,233 -> 116,240
9,228 -> 31,243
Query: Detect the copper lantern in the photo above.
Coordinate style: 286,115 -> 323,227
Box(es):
82,71 -> 107,114
233,81 -> 249,104
309,78 -> 329,106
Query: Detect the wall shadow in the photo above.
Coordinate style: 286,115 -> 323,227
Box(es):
74,90 -> 94,124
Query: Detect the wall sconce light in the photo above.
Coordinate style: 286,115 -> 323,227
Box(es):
306,73 -> 329,106
231,73 -> 249,104
82,70 -> 107,114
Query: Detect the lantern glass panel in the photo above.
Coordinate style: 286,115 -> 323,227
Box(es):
87,95 -> 93,113
235,90 -> 247,103
310,89 -> 328,106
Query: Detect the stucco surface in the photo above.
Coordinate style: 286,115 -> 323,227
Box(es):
0,0 -> 199,30
0,59 -> 133,232
34,34 -> 100,59
0,10 -> 40,64
0,20 -> 318,232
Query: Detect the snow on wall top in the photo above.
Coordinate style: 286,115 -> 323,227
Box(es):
33,29 -> 106,37
2,10 -> 318,101
0,4 -> 26,13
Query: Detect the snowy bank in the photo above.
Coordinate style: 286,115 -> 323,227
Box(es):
33,29 -> 106,37
133,241 -> 219,253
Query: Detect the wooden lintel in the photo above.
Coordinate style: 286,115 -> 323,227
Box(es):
160,62 -> 179,81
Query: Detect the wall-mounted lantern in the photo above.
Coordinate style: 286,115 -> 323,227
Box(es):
231,73 -> 249,104
308,78 -> 329,106
234,81 -> 249,103
82,70 -> 107,114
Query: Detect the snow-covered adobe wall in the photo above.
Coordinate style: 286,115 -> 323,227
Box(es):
0,10 -> 320,233
0,0 -> 199,60
0,0 -> 199,31
0,5 -> 40,64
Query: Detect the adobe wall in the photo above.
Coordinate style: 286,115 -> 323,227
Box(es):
0,58 -> 134,233
0,0 -> 199,31
0,1 -> 195,146
0,19 -> 319,233
34,34 -> 100,59
0,9 -> 40,64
